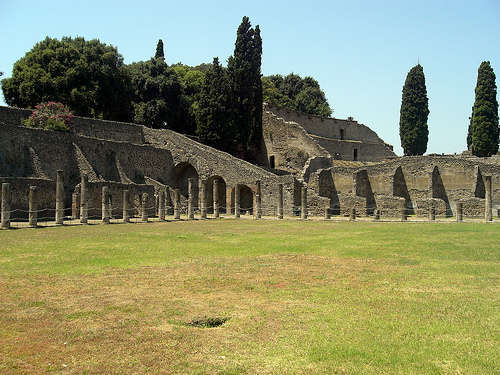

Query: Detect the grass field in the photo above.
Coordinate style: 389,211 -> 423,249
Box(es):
0,220 -> 498,374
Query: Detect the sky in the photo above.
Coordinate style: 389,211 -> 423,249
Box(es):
1,0 -> 499,155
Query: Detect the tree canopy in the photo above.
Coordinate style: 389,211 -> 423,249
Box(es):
399,64 -> 429,156
262,73 -> 332,117
155,39 -> 164,59
127,58 -> 181,130
469,61 -> 499,157
1,36 -> 131,121
195,57 -> 235,151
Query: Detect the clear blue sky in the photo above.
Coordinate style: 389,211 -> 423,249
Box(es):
1,0 -> 499,155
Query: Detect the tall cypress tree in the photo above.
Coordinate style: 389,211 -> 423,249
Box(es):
399,64 -> 429,155
470,61 -> 499,157
195,58 -> 235,151
227,16 -> 262,158
155,39 -> 164,59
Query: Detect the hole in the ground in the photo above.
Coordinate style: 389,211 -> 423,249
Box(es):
187,316 -> 230,328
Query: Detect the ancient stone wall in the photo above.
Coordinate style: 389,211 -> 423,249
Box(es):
263,104 -> 396,164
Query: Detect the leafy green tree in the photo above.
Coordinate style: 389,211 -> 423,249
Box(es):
227,16 -> 263,157
469,61 -> 499,157
262,73 -> 332,116
172,63 -> 206,135
467,107 -> 473,150
399,64 -> 429,155
128,58 -> 182,129
155,39 -> 164,59
195,57 -> 235,151
1,37 -> 131,121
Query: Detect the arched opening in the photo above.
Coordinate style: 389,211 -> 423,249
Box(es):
239,185 -> 254,215
206,176 -> 227,214
173,162 -> 199,210
269,155 -> 275,169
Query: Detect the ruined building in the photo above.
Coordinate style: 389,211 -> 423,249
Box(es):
0,104 -> 498,223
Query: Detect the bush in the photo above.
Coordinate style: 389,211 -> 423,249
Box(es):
23,102 -> 73,131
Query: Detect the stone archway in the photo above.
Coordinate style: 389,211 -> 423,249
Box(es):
173,162 -> 199,209
239,184 -> 254,215
206,176 -> 227,214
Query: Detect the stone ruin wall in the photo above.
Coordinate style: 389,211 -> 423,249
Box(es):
0,106 -> 308,219
308,155 -> 500,218
262,104 -> 396,171
1,105 -> 498,220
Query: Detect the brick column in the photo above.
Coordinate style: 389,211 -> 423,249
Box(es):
102,186 -> 110,224
255,180 -> 262,219
349,207 -> 356,221
174,189 -> 181,220
55,170 -> 64,225
429,200 -> 435,221
485,175 -> 492,222
277,184 -> 283,219
159,190 -> 166,221
301,185 -> 308,220
80,174 -> 88,224
324,207 -> 331,220
141,193 -> 149,222
1,183 -> 11,229
400,199 -> 407,221
213,179 -> 220,218
200,179 -> 207,219
373,209 -> 380,221
188,178 -> 194,220
234,185 -> 240,218
71,192 -> 79,220
123,190 -> 130,223
456,201 -> 463,222
29,186 -> 38,228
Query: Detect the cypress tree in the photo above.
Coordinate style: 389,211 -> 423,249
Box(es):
155,39 -> 164,59
470,61 -> 499,157
195,58 -> 235,151
399,64 -> 429,155
227,16 -> 263,158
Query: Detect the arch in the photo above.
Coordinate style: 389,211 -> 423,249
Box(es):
393,166 -> 412,212
431,166 -> 451,216
239,184 -> 254,215
173,162 -> 199,208
206,176 -> 227,214
318,169 -> 340,215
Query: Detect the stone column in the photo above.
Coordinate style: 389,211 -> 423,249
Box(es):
485,175 -> 492,222
277,184 -> 284,220
71,192 -> 79,220
200,180 -> 207,219
234,185 -> 240,218
349,207 -> 356,221
456,201 -> 463,222
174,189 -> 181,220
123,190 -> 130,223
29,186 -> 38,228
80,174 -> 88,224
213,179 -> 220,219
55,170 -> 64,225
188,178 -> 194,220
102,186 -> 110,224
141,193 -> 149,222
400,199 -> 407,221
301,185 -> 308,220
429,200 -> 435,221
159,190 -> 166,221
324,207 -> 331,220
255,180 -> 262,219
373,209 -> 380,221
1,183 -> 11,229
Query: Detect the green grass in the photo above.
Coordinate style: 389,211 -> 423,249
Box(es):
0,220 -> 498,374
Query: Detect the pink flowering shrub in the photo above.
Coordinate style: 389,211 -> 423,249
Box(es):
23,102 -> 73,131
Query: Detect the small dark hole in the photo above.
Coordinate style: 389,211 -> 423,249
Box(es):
187,316 -> 230,328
